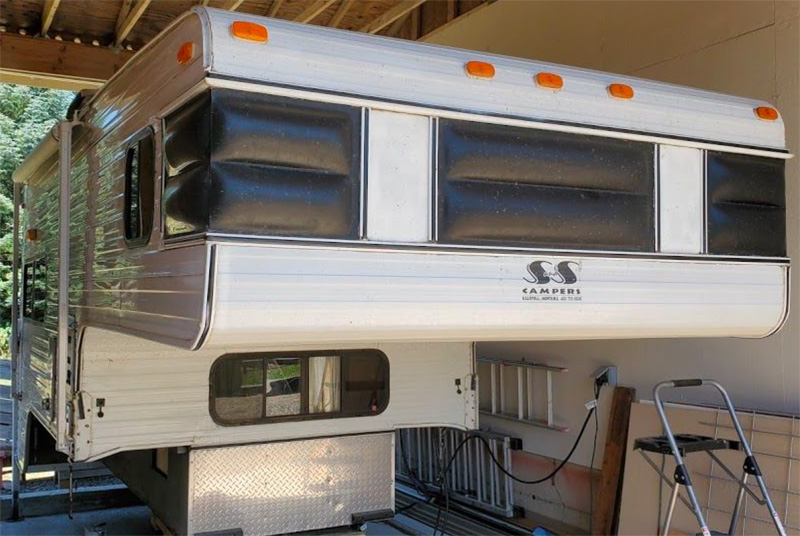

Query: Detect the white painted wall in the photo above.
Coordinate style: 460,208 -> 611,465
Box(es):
428,1 -> 799,530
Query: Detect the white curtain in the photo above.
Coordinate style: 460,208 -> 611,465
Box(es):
308,355 -> 341,413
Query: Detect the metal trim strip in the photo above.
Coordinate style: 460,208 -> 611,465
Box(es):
204,233 -> 790,265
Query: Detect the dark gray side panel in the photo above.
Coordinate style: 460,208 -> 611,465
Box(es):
707,151 -> 786,257
163,89 -> 362,239
436,119 -> 656,251
105,448 -> 189,534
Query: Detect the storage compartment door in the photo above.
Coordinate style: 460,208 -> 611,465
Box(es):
188,433 -> 395,536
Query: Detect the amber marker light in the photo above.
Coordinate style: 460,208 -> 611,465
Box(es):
26,229 -> 40,241
755,106 -> 779,121
177,42 -> 194,65
231,21 -> 268,42
608,83 -> 634,100
535,72 -> 564,90
465,60 -> 495,79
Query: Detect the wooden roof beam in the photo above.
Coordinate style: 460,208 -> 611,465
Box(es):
294,0 -> 338,23
41,0 -> 62,36
328,0 -> 354,28
115,0 -> 152,47
359,0 -> 427,34
0,32 -> 134,90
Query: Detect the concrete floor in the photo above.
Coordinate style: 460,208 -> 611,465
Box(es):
0,506 -> 410,536
0,506 -> 159,535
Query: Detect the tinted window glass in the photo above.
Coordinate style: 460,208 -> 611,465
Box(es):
124,130 -> 155,244
265,357 -> 302,417
163,89 -> 362,239
706,151 -> 786,257
23,263 -> 34,319
211,350 -> 388,425
342,354 -> 389,414
213,358 -> 263,422
437,119 -> 656,251
32,259 -> 47,322
23,260 -> 47,322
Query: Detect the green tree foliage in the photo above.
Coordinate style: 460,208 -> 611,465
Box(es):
0,84 -> 74,356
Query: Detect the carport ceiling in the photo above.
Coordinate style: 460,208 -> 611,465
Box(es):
0,0 -> 494,90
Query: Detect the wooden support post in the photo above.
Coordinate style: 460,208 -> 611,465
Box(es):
593,386 -> 635,535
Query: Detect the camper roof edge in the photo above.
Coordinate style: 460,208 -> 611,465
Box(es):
201,7 -> 786,151
11,6 -> 790,186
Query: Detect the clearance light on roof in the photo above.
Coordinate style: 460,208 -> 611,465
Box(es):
231,21 -> 268,42
608,83 -> 634,100
26,229 -> 40,241
176,42 -> 194,65
755,106 -> 779,121
465,61 -> 495,79
535,72 -> 563,90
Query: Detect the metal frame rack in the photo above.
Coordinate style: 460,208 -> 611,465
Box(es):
478,357 -> 569,432
396,428 -> 522,518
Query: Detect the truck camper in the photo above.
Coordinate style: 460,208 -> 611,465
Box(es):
10,6 -> 790,535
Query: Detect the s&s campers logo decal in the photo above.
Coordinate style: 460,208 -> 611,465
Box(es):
522,260 -> 582,302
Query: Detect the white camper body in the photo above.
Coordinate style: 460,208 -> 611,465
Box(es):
10,7 -> 790,536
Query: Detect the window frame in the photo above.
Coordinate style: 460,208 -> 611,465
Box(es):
22,258 -> 47,323
209,349 -> 390,427
22,262 -> 34,319
123,127 -> 156,248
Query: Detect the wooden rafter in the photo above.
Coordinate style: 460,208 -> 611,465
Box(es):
223,0 -> 246,10
447,0 -> 456,21
41,0 -> 62,36
328,0 -> 354,28
294,0 -> 338,23
418,0 -> 494,41
5,0 -> 500,89
359,0 -> 427,34
115,0 -> 152,47
268,0 -> 285,17
386,12 -> 411,37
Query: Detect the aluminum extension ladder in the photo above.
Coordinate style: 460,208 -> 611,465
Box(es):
634,379 -> 787,536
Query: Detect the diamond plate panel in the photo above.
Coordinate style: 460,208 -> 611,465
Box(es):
189,433 -> 394,535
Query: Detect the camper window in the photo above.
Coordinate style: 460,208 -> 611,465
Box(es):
210,350 -> 388,425
22,262 -> 34,319
436,119 -> 656,251
162,89 -> 362,240
22,260 -> 47,323
124,129 -> 155,246
706,152 -> 786,257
